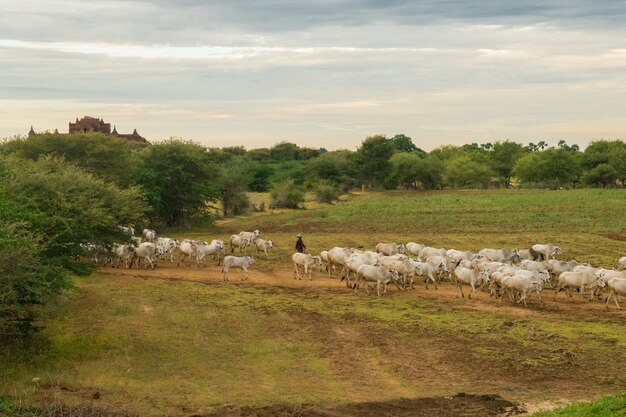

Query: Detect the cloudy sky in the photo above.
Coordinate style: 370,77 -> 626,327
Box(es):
2,1 -> 626,150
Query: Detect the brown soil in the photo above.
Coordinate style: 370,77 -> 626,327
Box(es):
201,393 -> 524,417
101,263 -> 626,319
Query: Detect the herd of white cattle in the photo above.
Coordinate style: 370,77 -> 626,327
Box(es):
94,227 -> 626,310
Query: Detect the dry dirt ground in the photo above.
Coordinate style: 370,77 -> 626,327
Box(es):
97,262 -> 625,416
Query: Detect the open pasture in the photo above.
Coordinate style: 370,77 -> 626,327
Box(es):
2,189 -> 625,416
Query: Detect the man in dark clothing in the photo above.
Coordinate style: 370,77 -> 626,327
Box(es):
295,234 -> 306,253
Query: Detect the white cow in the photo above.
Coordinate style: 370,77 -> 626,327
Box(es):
478,248 -> 520,263
255,239 -> 274,259
343,252 -> 379,287
239,230 -> 260,244
292,253 -> 322,280
605,277 -> 626,309
499,273 -> 543,307
129,242 -> 157,269
617,257 -> 626,271
354,264 -> 400,296
222,255 -> 255,281
413,259 -> 444,290
142,229 -> 156,243
327,247 -> 353,279
446,249 -> 477,266
378,256 -> 420,289
156,237 -> 179,262
230,234 -> 252,254
554,270 -> 605,302
118,226 -> 135,236
375,242 -> 405,256
405,242 -> 425,257
531,243 -> 561,260
454,266 -> 487,299
111,244 -> 134,268
177,239 -> 197,267
196,240 -> 225,266
419,246 -> 447,260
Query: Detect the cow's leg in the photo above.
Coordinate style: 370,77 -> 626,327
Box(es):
376,281 -> 381,296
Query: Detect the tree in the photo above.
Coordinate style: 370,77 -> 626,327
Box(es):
243,162 -> 275,192
355,135 -> 395,189
391,134 -> 418,153
136,139 -> 218,226
445,155 -> 492,188
270,142 -> 300,161
306,151 -> 355,191
0,132 -> 144,187
584,163 -> 617,188
218,165 -> 251,217
0,154 -> 147,335
388,152 -> 422,189
270,180 -> 305,209
489,140 -> 525,188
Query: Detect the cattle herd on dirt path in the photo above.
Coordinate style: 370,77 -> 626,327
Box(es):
85,227 -> 626,310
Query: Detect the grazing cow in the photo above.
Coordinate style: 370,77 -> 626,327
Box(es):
327,247 -> 353,279
446,249 -> 477,266
239,230 -> 260,244
405,242 -> 425,257
499,273 -> 543,307
230,234 -> 252,254
222,255 -> 255,281
478,248 -> 520,263
142,229 -> 157,243
118,226 -> 135,236
128,242 -> 157,269
532,243 -> 561,260
177,239 -> 197,267
375,242 -> 405,256
419,246 -> 447,260
196,240 -> 225,266
292,253 -> 322,280
156,237 -> 179,262
554,270 -> 604,302
605,277 -> 626,309
112,244 -> 134,268
255,239 -> 274,259
354,264 -> 401,296
454,266 -> 487,299
617,257 -> 626,271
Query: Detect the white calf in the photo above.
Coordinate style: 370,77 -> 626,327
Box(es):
222,255 -> 255,281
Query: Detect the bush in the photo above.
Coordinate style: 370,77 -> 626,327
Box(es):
314,181 -> 341,204
270,180 -> 305,209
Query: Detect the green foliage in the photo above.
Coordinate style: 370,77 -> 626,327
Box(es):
584,163 -> 617,188
514,148 -> 582,188
270,180 -> 305,209
445,155 -> 492,188
355,135 -> 395,188
219,165 -> 251,217
391,133 -> 422,154
305,151 -> 355,191
528,393 -> 626,417
136,139 -> 218,226
0,132 -> 144,187
313,181 -> 341,204
243,162 -> 275,192
489,140 -> 525,188
0,154 -> 147,336
268,161 -> 306,185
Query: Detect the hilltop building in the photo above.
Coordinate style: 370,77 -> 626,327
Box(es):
29,116 -> 148,143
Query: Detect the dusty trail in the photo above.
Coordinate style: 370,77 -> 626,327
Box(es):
101,262 -> 626,320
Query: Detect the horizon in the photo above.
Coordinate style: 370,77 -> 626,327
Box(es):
2,1 -> 626,151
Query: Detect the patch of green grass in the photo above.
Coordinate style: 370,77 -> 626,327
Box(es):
529,393 -> 626,416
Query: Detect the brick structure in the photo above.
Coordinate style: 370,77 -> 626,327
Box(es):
69,116 -> 111,134
29,116 -> 148,143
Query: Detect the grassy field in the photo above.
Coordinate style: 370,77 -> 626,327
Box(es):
1,189 -> 625,416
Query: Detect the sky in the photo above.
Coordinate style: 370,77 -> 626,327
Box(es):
2,1 -> 626,151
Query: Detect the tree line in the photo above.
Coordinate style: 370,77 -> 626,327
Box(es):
0,131 -> 624,338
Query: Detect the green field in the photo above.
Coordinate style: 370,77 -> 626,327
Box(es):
1,189 -> 625,416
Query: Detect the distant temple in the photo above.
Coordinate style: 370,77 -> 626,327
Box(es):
29,116 -> 148,143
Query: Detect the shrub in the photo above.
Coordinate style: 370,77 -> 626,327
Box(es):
270,180 -> 305,209
314,181 -> 341,204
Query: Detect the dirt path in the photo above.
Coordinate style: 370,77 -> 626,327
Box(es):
100,263 -> 626,320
